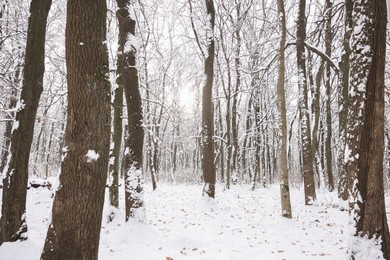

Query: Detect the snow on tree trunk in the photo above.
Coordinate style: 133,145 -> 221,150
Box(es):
0,0 -> 52,244
296,0 -> 316,205
201,0 -> 216,198
337,0 -> 352,201
116,0 -> 145,221
276,0 -> 292,218
41,0 -> 111,258
347,0 -> 390,258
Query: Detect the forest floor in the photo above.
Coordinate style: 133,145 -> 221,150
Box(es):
0,180 -> 389,259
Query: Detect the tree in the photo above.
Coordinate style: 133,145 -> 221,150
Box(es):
324,0 -> 334,192
201,0 -> 216,198
296,0 -> 316,204
276,0 -> 292,218
116,0 -> 145,221
347,0 -> 390,258
108,2 -> 125,215
0,0 -> 52,244
337,0 -> 352,200
40,0 -> 111,258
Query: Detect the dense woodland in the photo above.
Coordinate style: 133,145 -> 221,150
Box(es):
0,0 -> 389,258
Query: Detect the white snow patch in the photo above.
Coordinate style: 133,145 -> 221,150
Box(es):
11,120 -> 19,134
124,33 -> 138,53
349,235 -> 385,259
86,150 -> 99,163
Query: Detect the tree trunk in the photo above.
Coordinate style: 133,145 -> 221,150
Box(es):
0,87 -> 17,175
276,0 -> 292,218
324,0 -> 334,192
231,2 -> 241,182
347,0 -> 390,258
201,0 -> 216,198
116,0 -> 145,221
337,0 -> 352,200
41,0 -> 111,258
0,0 -> 52,244
108,84 -> 123,211
296,0 -> 316,205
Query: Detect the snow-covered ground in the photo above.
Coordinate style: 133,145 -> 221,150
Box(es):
0,181 -> 389,259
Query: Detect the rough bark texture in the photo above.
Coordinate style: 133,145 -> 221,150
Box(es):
0,0 -> 52,244
276,0 -> 292,218
108,84 -> 123,210
40,0 -> 111,258
116,0 -> 145,221
296,0 -> 316,204
324,0 -> 334,192
337,0 -> 352,200
231,2 -> 241,181
348,0 -> 390,258
202,0 -> 216,198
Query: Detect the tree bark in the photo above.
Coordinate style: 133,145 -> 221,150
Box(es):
202,0 -> 216,198
41,0 -> 111,258
116,0 -> 145,221
0,0 -> 52,244
324,0 -> 334,192
347,0 -> 390,258
296,0 -> 316,205
276,0 -> 292,218
337,0 -> 352,200
108,84 -> 123,211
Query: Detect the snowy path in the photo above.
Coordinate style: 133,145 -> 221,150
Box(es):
1,182 -> 387,259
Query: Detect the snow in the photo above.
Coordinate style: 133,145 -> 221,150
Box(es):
1,182 -> 387,259
123,33 -> 138,53
11,121 -> 19,134
86,150 -> 99,163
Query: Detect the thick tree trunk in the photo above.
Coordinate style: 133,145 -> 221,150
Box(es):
0,0 -> 52,244
202,0 -> 216,198
40,0 -> 111,258
296,0 -> 316,205
347,0 -> 390,258
276,0 -> 292,218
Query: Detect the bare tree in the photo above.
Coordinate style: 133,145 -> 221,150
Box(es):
201,0 -> 216,198
347,0 -> 390,258
41,0 -> 111,258
0,0 -> 52,244
116,0 -> 145,221
337,0 -> 352,200
276,0 -> 292,218
296,0 -> 316,204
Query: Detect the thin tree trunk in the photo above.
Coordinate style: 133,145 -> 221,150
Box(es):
296,0 -> 316,205
202,0 -> 216,198
0,0 -> 52,244
0,87 -> 17,175
108,83 -> 123,211
337,0 -> 352,200
41,0 -> 111,258
241,95 -> 253,182
276,0 -> 292,218
231,2 -> 241,181
324,0 -> 334,192
44,121 -> 55,178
